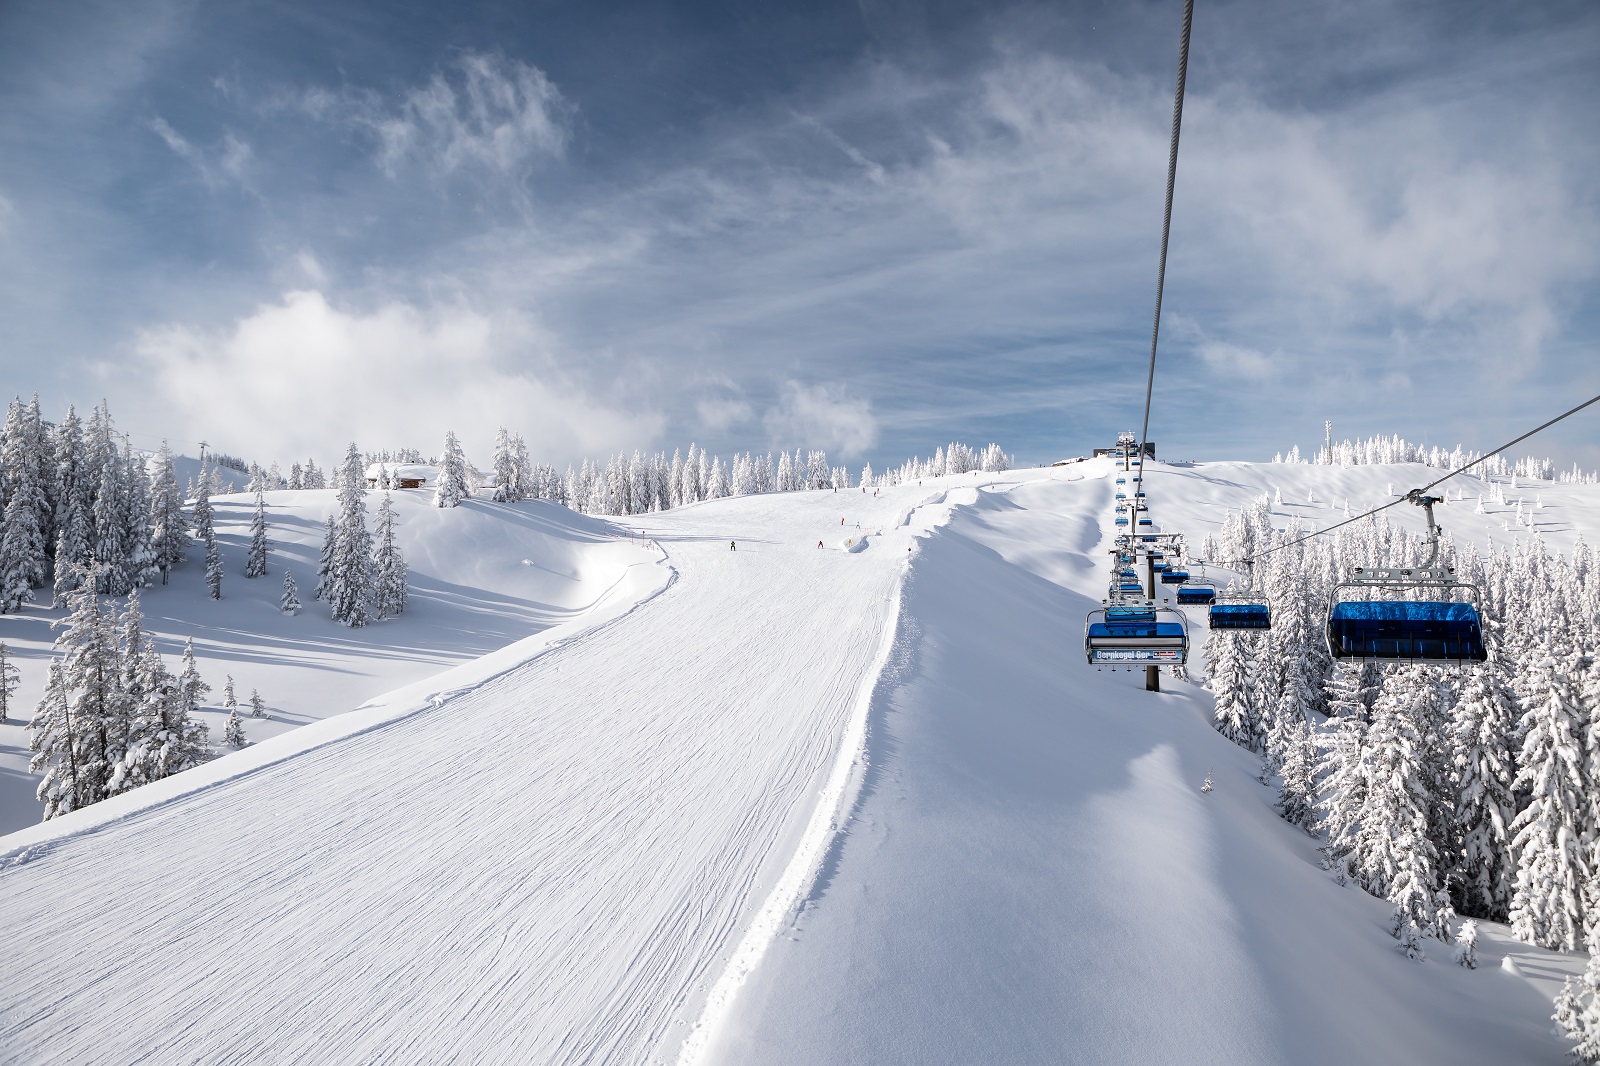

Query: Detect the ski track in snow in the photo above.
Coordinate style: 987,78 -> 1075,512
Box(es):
3,458 -> 1596,1065
0,484 -> 956,1066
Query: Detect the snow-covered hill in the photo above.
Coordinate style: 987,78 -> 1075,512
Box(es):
2,456 -> 1596,1064
0,487 -> 654,832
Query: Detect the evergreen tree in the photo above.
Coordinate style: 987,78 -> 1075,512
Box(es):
1452,654 -> 1520,921
329,444 -> 373,627
223,706 -> 246,748
50,406 -> 92,602
1276,707 -> 1319,833
491,427 -> 519,502
1508,649 -> 1590,951
249,688 -> 267,718
244,488 -> 269,578
1351,668 -> 1454,945
433,430 -> 469,507
1207,630 -> 1259,751
314,514 -> 336,601
222,674 -> 237,716
28,566 -> 126,816
1556,930 -> 1600,1064
1319,665 -> 1371,880
281,569 -> 302,615
148,442 -> 186,584
0,640 -> 17,721
204,525 -> 223,600
0,397 -> 50,609
372,492 -> 408,620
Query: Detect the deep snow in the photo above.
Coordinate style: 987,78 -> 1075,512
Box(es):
2,456 -> 1596,1065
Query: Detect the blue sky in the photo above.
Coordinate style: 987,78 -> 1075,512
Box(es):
1,0 -> 1597,471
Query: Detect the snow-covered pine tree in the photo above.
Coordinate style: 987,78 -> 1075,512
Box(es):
222,674 -> 237,716
1508,647 -> 1590,951
433,431 -> 469,508
28,566 -> 126,815
1207,630 -> 1256,750
1276,709 -> 1319,833
224,706 -> 245,748
491,428 -> 519,502
249,688 -> 267,718
1452,649 -> 1520,921
204,519 -> 223,600
50,406 -> 91,603
371,492 -> 407,620
329,444 -> 373,627
1555,928 -> 1600,1064
281,569 -> 302,615
0,640 -> 17,721
147,442 -> 186,584
314,513 -> 336,601
0,397 -> 50,611
1350,667 -> 1455,945
244,488 -> 269,578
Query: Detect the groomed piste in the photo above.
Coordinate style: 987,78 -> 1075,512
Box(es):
2,457 -> 1595,1065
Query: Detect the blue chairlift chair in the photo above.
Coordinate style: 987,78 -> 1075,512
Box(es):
1325,493 -> 1487,664
1177,584 -> 1216,605
1085,603 -> 1189,665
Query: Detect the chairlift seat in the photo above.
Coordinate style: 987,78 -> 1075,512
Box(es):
1138,518 -> 1154,527
1085,609 -> 1188,664
1210,603 -> 1271,629
1160,569 -> 1190,584
1327,601 -> 1486,662
1177,585 -> 1215,605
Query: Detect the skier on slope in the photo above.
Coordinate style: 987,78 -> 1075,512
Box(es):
730,541 -> 736,551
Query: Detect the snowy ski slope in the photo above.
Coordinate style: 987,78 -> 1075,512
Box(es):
3,456 -> 1597,1064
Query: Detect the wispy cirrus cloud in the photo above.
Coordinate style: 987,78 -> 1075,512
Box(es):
148,116 -> 254,189
294,51 -> 572,181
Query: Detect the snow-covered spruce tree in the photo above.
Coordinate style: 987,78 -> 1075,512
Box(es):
147,441 -> 186,584
1318,666 -> 1372,881
223,705 -> 245,748
204,523 -> 223,600
244,488 -> 269,578
1207,630 -> 1259,751
281,569 -> 302,615
1451,650 -> 1520,921
491,427 -> 520,502
371,492 -> 407,620
222,674 -> 237,717
50,406 -> 92,603
1508,647 -> 1590,951
1276,708 -> 1319,834
1350,667 -> 1454,948
433,430 -> 470,508
0,639 -> 16,720
249,688 -> 267,719
28,567 -> 127,816
1556,929 -> 1600,1064
0,397 -> 51,610
314,513 -> 336,601
328,444 -> 373,627
115,633 -> 207,790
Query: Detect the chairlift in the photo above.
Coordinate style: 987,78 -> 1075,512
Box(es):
1209,599 -> 1272,629
1115,516 -> 1130,527
1326,493 -> 1487,663
1160,568 -> 1190,585
1177,584 -> 1215,605
1138,517 -> 1154,528
1085,603 -> 1189,665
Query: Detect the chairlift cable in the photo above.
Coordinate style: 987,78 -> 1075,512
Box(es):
1233,389 -> 1600,567
1135,0 -> 1195,472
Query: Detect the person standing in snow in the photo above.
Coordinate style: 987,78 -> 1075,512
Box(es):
729,541 -> 736,551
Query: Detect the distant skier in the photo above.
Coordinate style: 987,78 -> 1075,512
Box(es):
730,541 -> 737,551
817,540 -> 825,549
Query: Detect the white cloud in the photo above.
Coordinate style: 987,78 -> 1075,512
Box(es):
149,116 -> 253,189
763,381 -> 876,458
298,52 -> 571,181
130,290 -> 659,466
1197,342 -> 1277,381
695,396 -> 753,434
